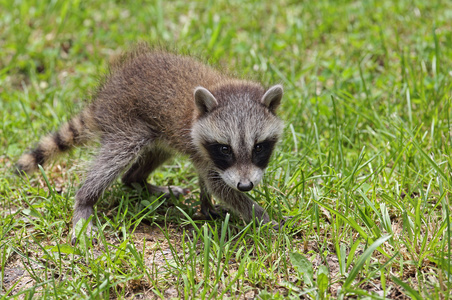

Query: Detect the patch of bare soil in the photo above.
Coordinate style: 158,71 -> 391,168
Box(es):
2,225 -> 408,299
2,216 -> 426,299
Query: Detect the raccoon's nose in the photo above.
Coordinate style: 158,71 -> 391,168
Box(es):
237,181 -> 254,192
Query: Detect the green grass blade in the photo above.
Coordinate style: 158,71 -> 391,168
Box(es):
391,276 -> 423,300
343,235 -> 392,290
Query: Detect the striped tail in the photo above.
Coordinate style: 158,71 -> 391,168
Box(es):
16,108 -> 96,175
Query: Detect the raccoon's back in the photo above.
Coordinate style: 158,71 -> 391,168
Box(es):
91,49 -> 226,141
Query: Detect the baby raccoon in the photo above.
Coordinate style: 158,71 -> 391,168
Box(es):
16,44 -> 284,244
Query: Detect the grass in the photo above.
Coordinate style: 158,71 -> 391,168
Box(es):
1,0 -> 451,298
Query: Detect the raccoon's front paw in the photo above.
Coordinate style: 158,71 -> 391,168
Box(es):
200,203 -> 230,219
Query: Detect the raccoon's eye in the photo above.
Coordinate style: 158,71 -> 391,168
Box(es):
254,144 -> 263,153
220,145 -> 232,155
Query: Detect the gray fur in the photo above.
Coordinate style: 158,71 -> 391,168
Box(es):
16,44 -> 285,244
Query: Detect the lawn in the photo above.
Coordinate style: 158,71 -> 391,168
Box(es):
1,0 -> 451,298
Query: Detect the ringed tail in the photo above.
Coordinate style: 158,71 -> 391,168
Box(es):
16,108 -> 96,175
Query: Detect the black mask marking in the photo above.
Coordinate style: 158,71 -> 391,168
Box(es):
204,142 -> 235,171
252,139 -> 276,169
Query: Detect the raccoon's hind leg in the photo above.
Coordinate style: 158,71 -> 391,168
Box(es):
71,136 -> 150,244
121,148 -> 189,198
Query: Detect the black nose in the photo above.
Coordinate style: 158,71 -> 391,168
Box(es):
237,181 -> 254,192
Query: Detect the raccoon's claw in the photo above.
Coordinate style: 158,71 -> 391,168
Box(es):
71,235 -> 98,246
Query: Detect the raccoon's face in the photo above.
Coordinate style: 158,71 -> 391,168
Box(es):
191,83 -> 284,192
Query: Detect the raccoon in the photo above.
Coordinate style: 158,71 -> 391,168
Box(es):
16,44 -> 285,244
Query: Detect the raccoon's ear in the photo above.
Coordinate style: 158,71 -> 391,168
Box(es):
261,84 -> 283,113
194,87 -> 218,116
